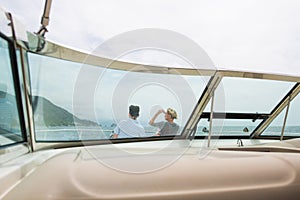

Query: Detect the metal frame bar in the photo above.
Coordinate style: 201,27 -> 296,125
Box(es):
36,0 -> 52,37
27,33 -> 300,81
0,27 -> 27,148
280,96 -> 291,141
27,32 -> 215,76
207,90 -> 215,147
181,72 -> 222,139
6,30 -> 300,150
17,47 -> 36,151
200,112 -> 269,120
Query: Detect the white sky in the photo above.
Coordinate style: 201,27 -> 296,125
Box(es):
1,0 -> 300,70
1,0 -> 300,126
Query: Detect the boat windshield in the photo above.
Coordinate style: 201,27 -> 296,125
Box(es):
0,34 -> 24,147
262,92 -> 300,137
28,47 -> 300,143
196,77 -> 297,137
28,52 -> 209,142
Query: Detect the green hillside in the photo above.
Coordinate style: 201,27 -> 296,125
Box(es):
32,96 -> 98,127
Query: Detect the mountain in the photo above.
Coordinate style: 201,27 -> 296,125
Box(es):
32,96 -> 98,127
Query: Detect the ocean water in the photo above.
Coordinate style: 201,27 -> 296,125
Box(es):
34,126 -> 300,141
196,126 -> 300,136
262,126 -> 300,136
35,126 -> 157,141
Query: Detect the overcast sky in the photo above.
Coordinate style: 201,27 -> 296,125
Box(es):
1,0 -> 299,126
1,0 -> 300,71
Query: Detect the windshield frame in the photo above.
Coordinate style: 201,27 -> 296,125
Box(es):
4,31 -> 300,151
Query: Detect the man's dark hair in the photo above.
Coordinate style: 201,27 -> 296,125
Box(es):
129,105 -> 140,118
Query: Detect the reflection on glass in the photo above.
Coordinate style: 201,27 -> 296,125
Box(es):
0,37 -> 23,146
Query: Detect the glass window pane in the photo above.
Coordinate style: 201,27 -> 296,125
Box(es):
29,53 -> 209,141
262,91 -> 300,137
198,77 -> 295,137
285,93 -> 300,136
28,53 -> 85,141
196,118 -> 262,136
0,37 -> 23,146
215,77 -> 294,113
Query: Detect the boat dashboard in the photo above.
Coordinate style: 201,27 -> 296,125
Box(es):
1,139 -> 300,199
